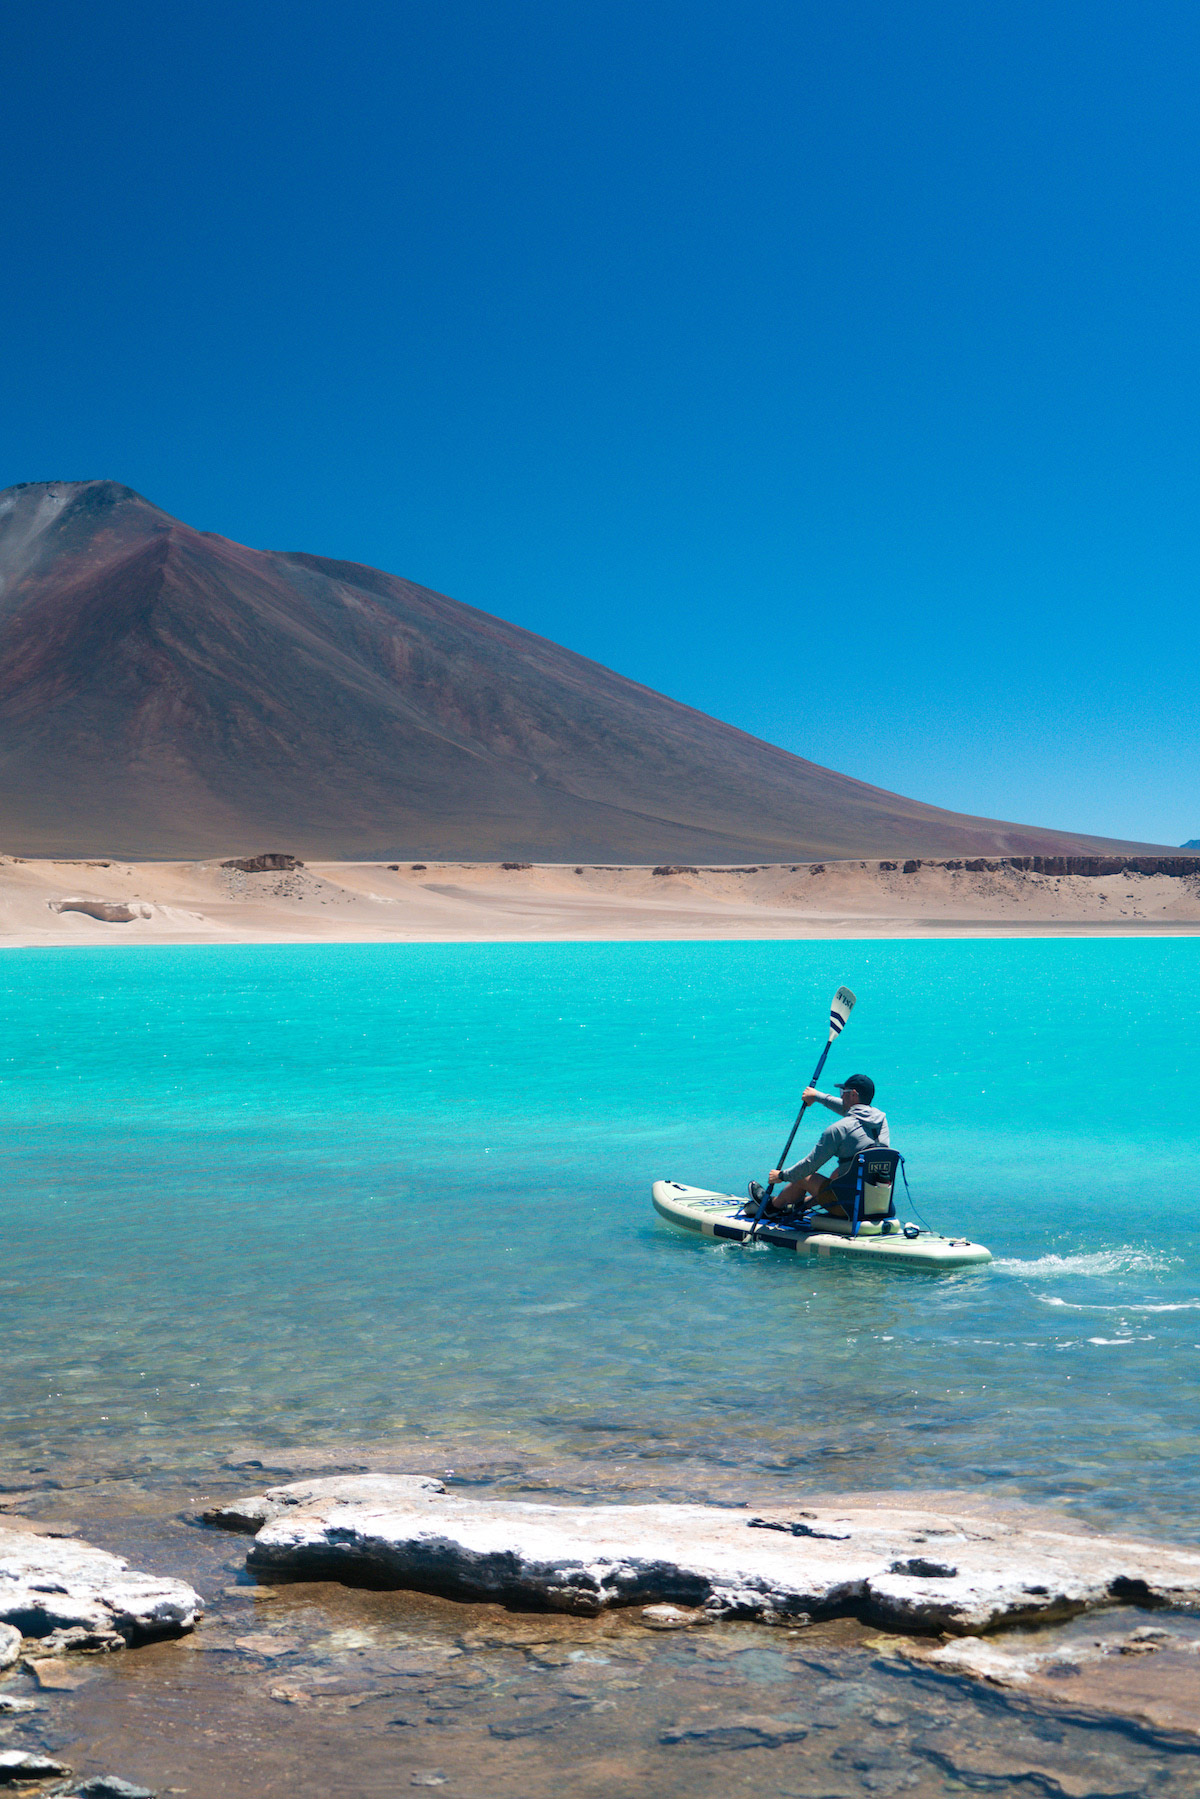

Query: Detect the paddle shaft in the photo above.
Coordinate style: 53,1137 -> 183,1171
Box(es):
747,983 -> 855,1237
762,1034 -> 837,1202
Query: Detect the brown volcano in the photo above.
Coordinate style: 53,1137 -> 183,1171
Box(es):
0,479 -> 1168,861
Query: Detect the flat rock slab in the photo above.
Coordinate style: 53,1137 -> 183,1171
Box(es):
0,1526 -> 201,1646
71,1779 -> 157,1799
203,1475 -> 1200,1635
917,1623 -> 1200,1735
0,1750 -> 70,1783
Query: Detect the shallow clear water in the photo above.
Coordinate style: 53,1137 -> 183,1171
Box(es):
2,939 -> 1198,1535
13,1570 -> 1200,1799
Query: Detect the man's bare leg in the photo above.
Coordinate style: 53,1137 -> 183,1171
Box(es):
764,1172 -> 848,1217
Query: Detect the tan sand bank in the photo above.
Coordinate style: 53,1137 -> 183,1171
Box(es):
1,852 -> 1198,947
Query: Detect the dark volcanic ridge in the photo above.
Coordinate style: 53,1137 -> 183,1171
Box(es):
0,480 -> 1176,861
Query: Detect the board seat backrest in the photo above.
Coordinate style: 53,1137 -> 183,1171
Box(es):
828,1150 -> 899,1214
859,1148 -> 901,1219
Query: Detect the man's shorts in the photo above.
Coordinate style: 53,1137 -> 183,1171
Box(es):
810,1175 -> 852,1214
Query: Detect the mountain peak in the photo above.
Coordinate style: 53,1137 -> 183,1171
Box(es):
0,477 -> 166,518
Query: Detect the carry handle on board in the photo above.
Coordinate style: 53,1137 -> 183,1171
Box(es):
750,985 -> 856,1234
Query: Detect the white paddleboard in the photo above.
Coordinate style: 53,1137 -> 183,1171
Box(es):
651,1181 -> 992,1271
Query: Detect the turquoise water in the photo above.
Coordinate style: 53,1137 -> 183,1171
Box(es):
2,939 -> 1198,1535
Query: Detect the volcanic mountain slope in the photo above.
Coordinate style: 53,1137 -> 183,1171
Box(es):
0,480 -> 1168,861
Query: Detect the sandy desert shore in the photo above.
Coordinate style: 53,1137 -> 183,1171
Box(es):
1,852 -> 1198,946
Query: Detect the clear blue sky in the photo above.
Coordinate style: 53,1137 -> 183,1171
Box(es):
3,0 -> 1197,845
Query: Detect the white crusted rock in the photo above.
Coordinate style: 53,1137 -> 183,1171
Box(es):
0,1624 -> 19,1671
71,1778 -> 157,1798
925,1634 -> 1062,1686
0,1750 -> 70,1782
205,1478 -> 1200,1635
0,1528 -> 201,1646
203,1474 -> 446,1534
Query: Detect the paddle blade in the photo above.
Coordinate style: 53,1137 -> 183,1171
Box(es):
829,986 -> 856,1037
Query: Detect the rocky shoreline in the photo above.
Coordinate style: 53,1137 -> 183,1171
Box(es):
5,1474 -> 1200,1674
5,1474 -> 1200,1794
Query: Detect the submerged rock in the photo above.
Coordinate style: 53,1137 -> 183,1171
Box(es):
203,1477 -> 1200,1634
660,1714 -> 810,1749
30,1656 -> 102,1690
0,1526 -> 201,1646
912,1725 -> 1144,1797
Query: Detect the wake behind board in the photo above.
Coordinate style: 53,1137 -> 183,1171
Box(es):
652,1181 -> 992,1271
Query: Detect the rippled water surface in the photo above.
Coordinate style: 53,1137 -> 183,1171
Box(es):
3,938 -> 1198,1533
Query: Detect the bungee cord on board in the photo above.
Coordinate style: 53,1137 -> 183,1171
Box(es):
899,1156 -> 936,1235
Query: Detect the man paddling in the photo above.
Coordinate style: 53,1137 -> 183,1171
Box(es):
749,1075 -> 889,1219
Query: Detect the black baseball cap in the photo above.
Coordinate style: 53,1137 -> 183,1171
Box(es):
836,1074 -> 875,1103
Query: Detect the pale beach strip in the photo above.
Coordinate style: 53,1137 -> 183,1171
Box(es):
1,853 -> 1198,947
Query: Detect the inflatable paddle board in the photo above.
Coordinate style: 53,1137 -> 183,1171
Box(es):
652,1181 -> 992,1271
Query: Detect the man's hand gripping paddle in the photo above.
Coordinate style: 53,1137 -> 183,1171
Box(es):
748,986 -> 856,1237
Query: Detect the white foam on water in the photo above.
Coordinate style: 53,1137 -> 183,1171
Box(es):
994,1248 -> 1173,1278
1037,1295 -> 1200,1312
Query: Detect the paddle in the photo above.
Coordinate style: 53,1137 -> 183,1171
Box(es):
748,985 -> 856,1235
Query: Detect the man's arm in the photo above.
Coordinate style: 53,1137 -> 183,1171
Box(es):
802,1087 -> 845,1115
778,1122 -> 841,1184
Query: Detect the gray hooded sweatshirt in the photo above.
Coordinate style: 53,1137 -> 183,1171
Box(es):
781,1091 -> 890,1185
